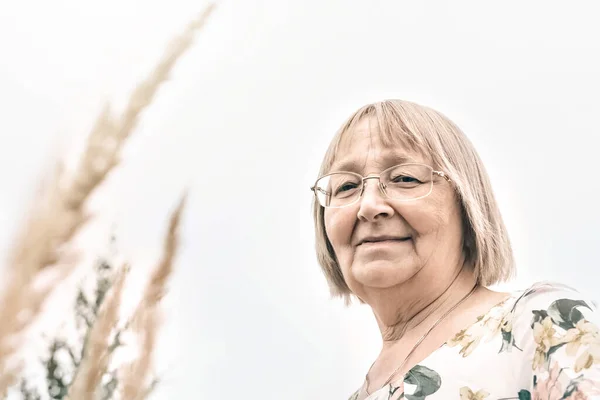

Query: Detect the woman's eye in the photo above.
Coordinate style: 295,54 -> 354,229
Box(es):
392,175 -> 419,183
336,182 -> 358,194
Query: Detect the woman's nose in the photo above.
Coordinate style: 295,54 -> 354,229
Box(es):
361,177 -> 384,196
357,178 -> 393,221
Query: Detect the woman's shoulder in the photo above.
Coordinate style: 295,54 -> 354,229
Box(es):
447,281 -> 600,397
507,280 -> 600,396
446,280 -> 599,365
508,280 -> 599,320
505,280 -> 600,342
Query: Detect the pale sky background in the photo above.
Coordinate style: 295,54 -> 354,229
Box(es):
1,1 -> 599,399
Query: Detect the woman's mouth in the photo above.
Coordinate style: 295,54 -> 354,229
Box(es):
358,237 -> 411,246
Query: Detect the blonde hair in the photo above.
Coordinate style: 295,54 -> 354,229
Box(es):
312,99 -> 515,304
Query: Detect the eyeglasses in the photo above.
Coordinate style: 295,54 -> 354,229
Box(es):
310,163 -> 451,208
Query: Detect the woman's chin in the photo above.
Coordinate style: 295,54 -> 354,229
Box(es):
351,260 -> 414,288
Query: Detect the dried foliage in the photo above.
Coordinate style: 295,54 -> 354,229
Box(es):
0,3 -> 215,398
118,196 -> 187,400
66,262 -> 129,400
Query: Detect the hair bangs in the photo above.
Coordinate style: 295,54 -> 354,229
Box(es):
321,102 -> 431,175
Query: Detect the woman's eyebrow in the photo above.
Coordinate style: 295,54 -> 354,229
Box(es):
330,154 -> 417,172
329,159 -> 363,172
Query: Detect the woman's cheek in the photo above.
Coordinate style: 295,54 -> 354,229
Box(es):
396,203 -> 443,237
324,209 -> 356,259
325,209 -> 356,281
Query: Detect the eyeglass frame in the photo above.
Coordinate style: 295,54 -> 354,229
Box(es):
310,162 -> 452,209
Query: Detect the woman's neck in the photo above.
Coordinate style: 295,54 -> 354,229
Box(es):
369,266 -> 478,343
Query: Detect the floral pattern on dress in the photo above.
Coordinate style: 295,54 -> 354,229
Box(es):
348,365 -> 441,400
348,282 -> 600,400
447,296 -> 519,357
459,386 -> 490,400
528,296 -> 600,399
404,366 -> 441,400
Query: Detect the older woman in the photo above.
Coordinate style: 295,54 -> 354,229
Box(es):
311,100 -> 600,399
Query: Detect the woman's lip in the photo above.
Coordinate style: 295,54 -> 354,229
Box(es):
358,238 -> 411,246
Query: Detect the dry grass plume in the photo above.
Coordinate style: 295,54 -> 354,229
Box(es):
118,195 -> 187,400
0,3 -> 215,396
65,263 -> 129,400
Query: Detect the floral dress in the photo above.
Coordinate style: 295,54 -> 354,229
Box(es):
348,281 -> 600,400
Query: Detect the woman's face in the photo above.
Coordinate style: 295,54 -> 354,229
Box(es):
324,118 -> 465,298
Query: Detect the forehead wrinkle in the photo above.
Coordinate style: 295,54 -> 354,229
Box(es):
330,118 -> 431,173
330,151 -> 420,173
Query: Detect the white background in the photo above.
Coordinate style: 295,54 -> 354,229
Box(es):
1,1 -> 599,399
